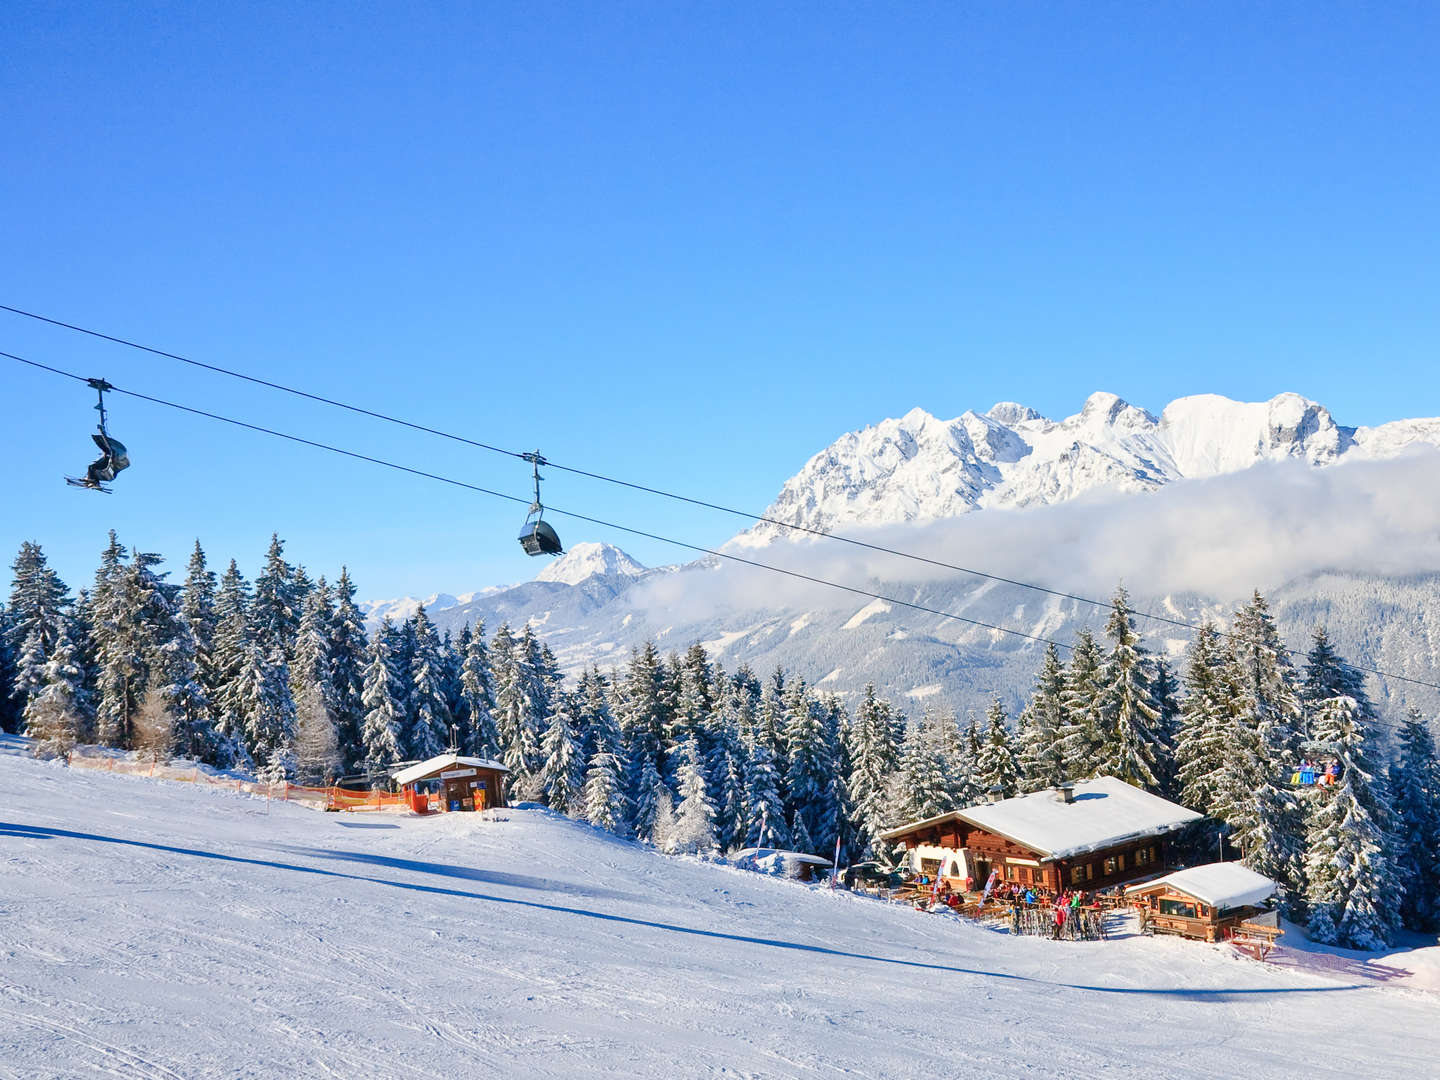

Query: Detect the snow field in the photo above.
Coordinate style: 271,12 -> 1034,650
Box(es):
3,751 -> 1439,1079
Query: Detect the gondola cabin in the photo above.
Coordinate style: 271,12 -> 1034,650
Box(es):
880,777 -> 1204,894
391,753 -> 509,814
1125,862 -> 1279,943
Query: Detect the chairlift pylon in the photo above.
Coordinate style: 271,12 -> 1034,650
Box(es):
65,378 -> 130,493
517,450 -> 563,556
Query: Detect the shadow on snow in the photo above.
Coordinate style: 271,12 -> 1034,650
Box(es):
1,821 -> 1363,1000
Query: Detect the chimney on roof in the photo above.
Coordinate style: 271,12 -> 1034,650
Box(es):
1056,782 -> 1076,804
987,785 -> 1004,804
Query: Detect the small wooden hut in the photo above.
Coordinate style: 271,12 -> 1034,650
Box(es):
880,777 -> 1203,893
391,753 -> 509,814
1125,862 -> 1279,943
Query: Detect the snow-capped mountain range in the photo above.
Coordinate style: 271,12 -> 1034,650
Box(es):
368,392 -> 1440,718
733,391 -> 1440,545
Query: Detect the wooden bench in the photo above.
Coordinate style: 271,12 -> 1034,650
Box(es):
1228,921 -> 1284,961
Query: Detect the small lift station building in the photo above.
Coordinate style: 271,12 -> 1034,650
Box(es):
392,753 -> 509,813
880,776 -> 1203,892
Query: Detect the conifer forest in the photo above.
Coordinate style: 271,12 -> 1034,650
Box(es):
6,531 -> 1439,952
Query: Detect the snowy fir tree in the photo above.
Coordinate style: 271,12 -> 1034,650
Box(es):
1096,587 -> 1163,790
407,607 -> 452,760
249,534 -> 301,659
894,712 -> 962,824
1056,629 -> 1105,779
290,581 -> 336,715
456,628 -> 495,759
538,701 -> 584,815
22,619 -> 86,760
669,736 -> 718,855
1173,623 -> 1235,814
210,559 -> 254,763
238,643 -> 297,781
582,747 -> 628,833
1016,643 -> 1067,792
359,620 -> 405,778
784,681 -> 840,854
975,698 -> 1019,799
1390,707 -> 1440,931
7,541 -> 73,716
180,541 -> 219,706
327,567 -> 370,770
845,684 -> 900,854
1226,592 -> 1306,909
1302,692 -> 1402,948
742,736 -> 790,850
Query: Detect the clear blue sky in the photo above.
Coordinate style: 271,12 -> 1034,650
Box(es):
3,1 -> 1437,602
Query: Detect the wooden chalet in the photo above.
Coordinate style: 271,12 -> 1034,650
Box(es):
879,777 -> 1203,894
1125,862 -> 1279,943
392,753 -> 509,814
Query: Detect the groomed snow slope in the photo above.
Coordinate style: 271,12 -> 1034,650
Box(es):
3,752 -> 1438,1079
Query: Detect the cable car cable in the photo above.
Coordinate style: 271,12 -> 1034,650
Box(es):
0,302 -> 1217,631
3,350 -> 1077,652
6,336 -> 1440,701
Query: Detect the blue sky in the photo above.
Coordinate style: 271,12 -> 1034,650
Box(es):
3,1 -> 1437,602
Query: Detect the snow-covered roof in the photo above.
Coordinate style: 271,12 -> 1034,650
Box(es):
392,753 -> 509,787
732,848 -> 834,867
880,777 -> 1203,860
1126,862 -> 1277,910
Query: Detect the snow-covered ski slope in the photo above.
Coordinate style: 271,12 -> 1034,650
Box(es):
3,752 -> 1438,1079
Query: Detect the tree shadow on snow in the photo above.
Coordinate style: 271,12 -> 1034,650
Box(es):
0,821 -> 1364,1000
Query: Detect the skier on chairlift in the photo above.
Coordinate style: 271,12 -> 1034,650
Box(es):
66,378 -> 130,493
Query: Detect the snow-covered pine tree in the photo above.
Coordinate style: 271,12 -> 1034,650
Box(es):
0,602 -> 17,734
1173,623 -> 1235,814
459,622 -> 499,758
538,697 -> 583,815
1390,708 -> 1440,931
783,679 -> 840,855
1056,629 -> 1105,780
670,736 -> 718,855
406,607 -> 452,760
1151,656 -> 1182,799
1225,592 -> 1305,910
327,567 -> 369,770
181,541 -> 219,705
7,541 -> 72,717
581,747 -> 627,833
893,712 -> 960,824
742,735 -> 790,850
635,756 -> 676,848
1302,692 -> 1402,949
976,698 -> 1019,799
670,643 -> 713,755
617,642 -> 667,809
844,684 -> 900,855
1096,587 -> 1163,790
250,534 -> 301,659
237,642 -> 297,782
211,559 -> 253,765
359,621 -> 405,779
23,619 -> 86,760
491,623 -> 544,790
1016,643 -> 1067,792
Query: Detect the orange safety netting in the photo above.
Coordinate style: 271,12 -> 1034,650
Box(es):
66,751 -> 409,812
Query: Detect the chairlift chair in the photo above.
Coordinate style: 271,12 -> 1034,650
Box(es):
65,378 -> 130,493
517,450 -> 563,556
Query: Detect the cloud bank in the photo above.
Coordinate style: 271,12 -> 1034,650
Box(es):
632,448 -> 1440,620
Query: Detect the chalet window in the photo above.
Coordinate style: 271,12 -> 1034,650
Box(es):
1071,865 -> 1085,885
1118,854 -> 1126,871
1159,899 -> 1198,919
1085,864 -> 1093,881
1103,856 -> 1117,875
1136,847 -> 1152,866
1150,845 -> 1158,862
920,859 -> 941,876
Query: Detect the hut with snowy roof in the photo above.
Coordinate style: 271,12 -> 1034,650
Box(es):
1125,862 -> 1279,943
391,753 -> 509,814
879,777 -> 1203,893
